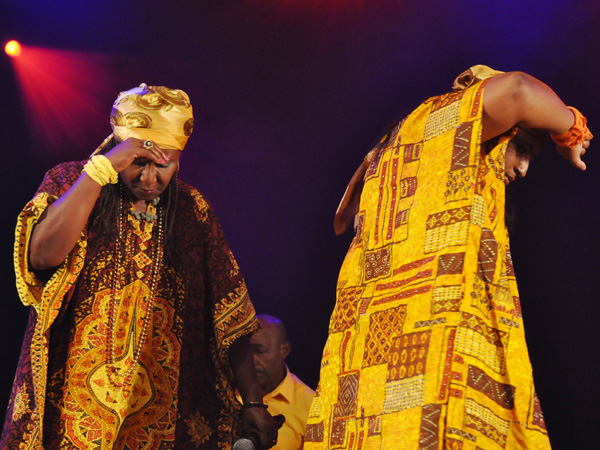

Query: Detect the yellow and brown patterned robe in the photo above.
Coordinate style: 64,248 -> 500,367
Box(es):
305,80 -> 551,449
2,161 -> 258,450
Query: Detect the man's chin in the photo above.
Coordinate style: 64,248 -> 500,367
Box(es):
256,373 -> 268,386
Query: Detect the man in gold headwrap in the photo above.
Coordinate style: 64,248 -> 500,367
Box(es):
2,84 -> 280,449
304,67 -> 592,450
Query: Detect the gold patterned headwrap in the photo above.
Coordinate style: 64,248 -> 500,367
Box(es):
451,65 -> 504,92
91,83 -> 193,156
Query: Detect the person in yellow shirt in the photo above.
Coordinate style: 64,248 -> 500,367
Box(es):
252,315 -> 315,450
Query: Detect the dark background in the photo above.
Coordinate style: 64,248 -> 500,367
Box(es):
1,1 -> 598,448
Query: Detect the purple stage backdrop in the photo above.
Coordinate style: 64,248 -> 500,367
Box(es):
1,1 -> 599,448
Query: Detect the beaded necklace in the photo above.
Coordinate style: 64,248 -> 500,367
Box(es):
107,195 -> 164,388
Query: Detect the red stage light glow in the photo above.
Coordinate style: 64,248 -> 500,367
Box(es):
9,45 -> 116,155
5,40 -> 22,58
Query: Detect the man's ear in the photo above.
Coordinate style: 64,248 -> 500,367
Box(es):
280,340 -> 291,359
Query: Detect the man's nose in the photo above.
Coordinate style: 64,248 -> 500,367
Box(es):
140,164 -> 158,183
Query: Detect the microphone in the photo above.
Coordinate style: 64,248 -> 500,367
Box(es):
232,414 -> 285,450
232,433 -> 258,450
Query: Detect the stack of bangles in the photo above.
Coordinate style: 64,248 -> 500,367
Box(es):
550,106 -> 593,148
242,401 -> 268,409
83,155 -> 118,186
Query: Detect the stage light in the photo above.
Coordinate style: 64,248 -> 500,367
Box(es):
5,40 -> 22,58
9,45 -> 116,154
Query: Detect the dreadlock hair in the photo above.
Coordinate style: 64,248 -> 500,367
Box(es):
88,137 -> 180,262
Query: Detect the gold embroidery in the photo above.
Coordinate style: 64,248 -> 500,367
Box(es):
184,410 -> 212,447
12,384 -> 30,421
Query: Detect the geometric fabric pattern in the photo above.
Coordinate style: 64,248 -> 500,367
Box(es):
455,325 -> 507,375
387,331 -> 431,382
432,285 -> 462,314
478,228 -> 498,283
364,246 -> 391,281
330,287 -> 364,332
383,375 -> 425,413
363,306 -> 407,367
335,372 -> 359,418
424,101 -> 460,141
304,422 -> 324,443
445,167 -> 475,203
451,122 -> 473,170
467,365 -> 516,409
437,252 -> 465,275
424,208 -> 471,254
471,194 -> 486,226
419,403 -> 443,450
465,398 -> 510,448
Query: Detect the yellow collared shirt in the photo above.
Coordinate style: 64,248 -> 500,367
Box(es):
264,367 -> 315,450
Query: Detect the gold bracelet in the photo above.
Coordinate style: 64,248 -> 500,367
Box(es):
83,155 -> 118,186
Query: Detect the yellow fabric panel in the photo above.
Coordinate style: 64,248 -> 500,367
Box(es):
13,192 -> 88,448
305,81 -> 551,449
14,192 -> 87,314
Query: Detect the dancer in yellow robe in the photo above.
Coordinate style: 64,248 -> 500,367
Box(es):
304,66 -> 592,449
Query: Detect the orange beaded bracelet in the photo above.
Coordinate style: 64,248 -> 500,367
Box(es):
550,106 -> 593,148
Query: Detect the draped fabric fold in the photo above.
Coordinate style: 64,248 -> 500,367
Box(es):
2,161 -> 258,450
305,80 -> 551,450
